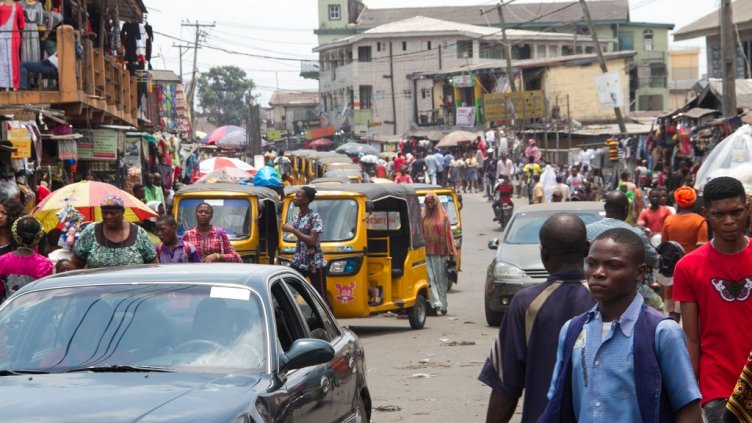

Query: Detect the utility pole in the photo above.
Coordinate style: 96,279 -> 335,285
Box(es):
494,2 -> 516,92
579,0 -> 627,134
182,20 -> 215,135
172,43 -> 192,82
720,0 -> 737,116
388,41 -> 397,135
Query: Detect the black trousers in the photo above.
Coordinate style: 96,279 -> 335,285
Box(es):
294,265 -> 331,310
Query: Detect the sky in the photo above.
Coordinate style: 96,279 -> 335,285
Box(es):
144,0 -> 721,107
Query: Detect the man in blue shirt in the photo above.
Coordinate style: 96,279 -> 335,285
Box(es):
155,215 -> 202,264
541,228 -> 700,422
479,213 -> 595,422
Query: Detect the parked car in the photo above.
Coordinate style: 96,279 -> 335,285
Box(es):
484,202 -> 605,326
0,264 -> 370,423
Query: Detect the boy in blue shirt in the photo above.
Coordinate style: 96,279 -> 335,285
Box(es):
541,228 -> 701,423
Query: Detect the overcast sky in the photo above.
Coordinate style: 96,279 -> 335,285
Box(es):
145,0 -> 720,106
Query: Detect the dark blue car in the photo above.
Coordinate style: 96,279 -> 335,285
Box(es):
0,264 -> 371,422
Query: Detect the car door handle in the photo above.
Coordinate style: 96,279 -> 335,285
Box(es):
321,376 -> 330,393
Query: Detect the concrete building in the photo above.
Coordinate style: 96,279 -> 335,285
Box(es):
312,0 -> 673,112
268,90 -> 321,134
314,16 -> 607,136
668,48 -> 701,110
674,0 -> 752,80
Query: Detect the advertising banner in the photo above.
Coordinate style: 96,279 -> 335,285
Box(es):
455,107 -> 476,127
594,72 -> 624,109
483,90 -> 545,121
8,128 -> 31,159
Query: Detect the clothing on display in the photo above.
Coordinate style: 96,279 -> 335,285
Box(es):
0,1 -> 25,88
20,0 -> 43,63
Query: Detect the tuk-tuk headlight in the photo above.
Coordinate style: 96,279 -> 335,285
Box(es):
328,257 -> 361,276
281,247 -> 296,254
277,258 -> 292,267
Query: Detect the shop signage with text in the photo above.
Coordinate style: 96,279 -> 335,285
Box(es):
78,129 -> 118,161
483,90 -> 545,121
305,126 -> 334,140
9,128 -> 31,159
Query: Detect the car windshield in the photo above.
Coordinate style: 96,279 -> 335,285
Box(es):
284,199 -> 358,242
418,194 -> 459,227
0,284 -> 267,373
504,211 -> 605,244
177,198 -> 252,239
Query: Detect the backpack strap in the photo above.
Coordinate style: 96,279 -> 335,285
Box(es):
634,304 -> 675,423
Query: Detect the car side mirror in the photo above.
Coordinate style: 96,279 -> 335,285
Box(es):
280,339 -> 334,372
488,238 -> 499,250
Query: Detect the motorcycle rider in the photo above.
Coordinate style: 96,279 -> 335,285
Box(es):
492,176 -> 514,227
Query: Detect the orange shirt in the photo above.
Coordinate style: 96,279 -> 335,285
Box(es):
661,212 -> 708,254
637,206 -> 672,233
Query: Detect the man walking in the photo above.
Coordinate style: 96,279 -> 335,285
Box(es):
673,176 -> 752,422
637,188 -> 673,234
480,213 -> 594,422
155,215 -> 201,263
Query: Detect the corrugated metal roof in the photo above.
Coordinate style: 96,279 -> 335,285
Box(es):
707,78 -> 752,108
150,70 -> 181,82
674,0 -> 752,41
356,1 -> 629,30
681,108 -> 720,119
269,90 -> 320,107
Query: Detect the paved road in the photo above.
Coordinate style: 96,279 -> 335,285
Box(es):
340,190 -> 528,422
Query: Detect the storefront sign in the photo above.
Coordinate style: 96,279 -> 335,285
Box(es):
455,107 -> 476,127
594,72 -> 624,109
452,75 -> 475,88
305,126 -> 334,141
483,90 -> 545,121
265,130 -> 282,141
123,135 -> 142,169
77,129 -> 118,160
8,128 -> 31,159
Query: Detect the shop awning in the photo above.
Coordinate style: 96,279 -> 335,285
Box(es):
681,108 -> 719,120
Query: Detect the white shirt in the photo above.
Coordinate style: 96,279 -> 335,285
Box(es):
496,158 -> 515,178
578,149 -> 594,167
485,130 -> 496,145
498,137 -> 508,155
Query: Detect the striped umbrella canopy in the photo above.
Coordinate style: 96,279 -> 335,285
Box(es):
195,166 -> 256,184
200,126 -> 247,150
32,181 -> 157,232
199,157 -> 254,175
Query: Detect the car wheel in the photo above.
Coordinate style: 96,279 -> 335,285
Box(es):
354,394 -> 369,423
485,302 -> 503,326
408,292 -> 427,329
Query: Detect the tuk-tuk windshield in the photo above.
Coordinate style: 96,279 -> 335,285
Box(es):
177,198 -> 252,239
284,199 -> 358,242
418,195 -> 459,227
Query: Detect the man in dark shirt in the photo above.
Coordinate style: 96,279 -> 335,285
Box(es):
410,154 -> 426,182
479,213 -> 595,423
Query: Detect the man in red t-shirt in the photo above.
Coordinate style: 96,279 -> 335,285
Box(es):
637,187 -> 673,233
673,176 -> 752,422
393,153 -> 405,181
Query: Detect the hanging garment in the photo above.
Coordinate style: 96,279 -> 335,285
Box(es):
20,0 -> 43,63
0,2 -> 25,88
120,22 -> 140,74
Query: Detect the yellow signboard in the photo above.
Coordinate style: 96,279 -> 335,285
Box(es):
266,130 -> 282,141
9,128 -> 31,159
483,90 -> 545,121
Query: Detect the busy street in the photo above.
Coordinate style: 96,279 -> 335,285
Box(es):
2,0 -> 752,422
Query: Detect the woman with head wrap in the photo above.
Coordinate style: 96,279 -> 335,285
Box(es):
540,165 -> 557,203
0,198 -> 25,256
659,186 -> 708,321
72,194 -> 158,269
422,192 -> 456,315
0,216 -> 53,301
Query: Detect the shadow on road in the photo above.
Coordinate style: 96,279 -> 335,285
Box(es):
345,325 -> 416,338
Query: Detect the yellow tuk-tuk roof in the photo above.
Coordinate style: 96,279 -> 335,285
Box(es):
176,183 -> 279,203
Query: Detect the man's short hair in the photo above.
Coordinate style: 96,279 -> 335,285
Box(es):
157,215 -> 177,227
132,184 -> 144,193
301,186 -> 316,202
196,202 -> 213,213
593,228 -> 645,264
539,213 -> 586,257
703,176 -> 746,208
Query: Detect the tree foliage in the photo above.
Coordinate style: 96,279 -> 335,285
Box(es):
197,66 -> 255,127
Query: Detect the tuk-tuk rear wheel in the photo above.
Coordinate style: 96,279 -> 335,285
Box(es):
408,292 -> 427,330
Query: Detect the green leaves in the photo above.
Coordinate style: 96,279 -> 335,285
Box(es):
197,66 -> 255,127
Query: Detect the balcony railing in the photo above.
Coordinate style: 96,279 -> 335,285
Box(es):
0,25 -> 139,127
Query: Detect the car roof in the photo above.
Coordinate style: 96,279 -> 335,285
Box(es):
21,264 -> 290,292
514,201 -> 605,214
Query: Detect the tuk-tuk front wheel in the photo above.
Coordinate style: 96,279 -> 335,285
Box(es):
408,292 -> 427,330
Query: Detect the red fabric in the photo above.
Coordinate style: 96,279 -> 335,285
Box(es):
673,242 -> 752,404
637,206 -> 672,233
182,226 -> 241,263
375,164 -> 386,178
394,174 -> 413,184
36,185 -> 51,203
393,157 -> 405,174
0,2 -> 25,88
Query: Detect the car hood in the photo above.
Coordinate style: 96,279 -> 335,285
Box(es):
496,242 -> 544,272
0,372 -> 264,422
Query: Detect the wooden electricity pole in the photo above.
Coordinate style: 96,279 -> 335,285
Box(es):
495,2 -> 517,92
182,20 -> 215,135
579,0 -> 627,134
720,0 -> 737,116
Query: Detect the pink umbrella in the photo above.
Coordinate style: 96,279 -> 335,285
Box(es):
199,157 -> 254,175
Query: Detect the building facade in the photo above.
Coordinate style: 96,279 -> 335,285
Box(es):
268,90 -> 321,134
668,48 -> 701,110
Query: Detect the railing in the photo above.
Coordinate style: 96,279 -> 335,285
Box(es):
417,110 -> 440,126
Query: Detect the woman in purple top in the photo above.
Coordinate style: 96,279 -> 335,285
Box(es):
0,216 -> 53,301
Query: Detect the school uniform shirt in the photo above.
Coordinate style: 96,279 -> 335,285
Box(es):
673,242 -> 752,404
479,269 -> 595,423
547,294 -> 700,422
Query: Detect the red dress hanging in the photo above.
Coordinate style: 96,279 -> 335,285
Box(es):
0,1 -> 25,89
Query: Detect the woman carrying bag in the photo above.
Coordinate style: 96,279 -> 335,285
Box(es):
422,192 -> 456,315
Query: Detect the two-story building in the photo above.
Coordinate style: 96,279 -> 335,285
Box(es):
311,0 -> 673,113
269,90 -> 321,134
315,16 -> 609,136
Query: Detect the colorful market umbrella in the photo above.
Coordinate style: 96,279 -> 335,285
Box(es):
335,141 -> 378,157
307,138 -> 335,151
195,167 -> 256,184
200,126 -> 247,150
32,181 -> 158,232
199,157 -> 254,175
435,130 -> 479,148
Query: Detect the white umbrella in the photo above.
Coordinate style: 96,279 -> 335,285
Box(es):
436,130 -> 480,148
199,157 -> 254,175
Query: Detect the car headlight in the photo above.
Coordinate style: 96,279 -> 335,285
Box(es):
494,261 -> 527,279
328,257 -> 361,275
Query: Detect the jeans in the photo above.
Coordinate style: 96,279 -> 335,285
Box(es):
21,61 -> 57,89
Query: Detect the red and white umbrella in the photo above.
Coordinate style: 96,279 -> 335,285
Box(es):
199,157 -> 254,175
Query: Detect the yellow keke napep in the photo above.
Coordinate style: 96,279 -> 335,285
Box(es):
173,183 -> 280,263
278,184 -> 430,329
407,184 -> 463,273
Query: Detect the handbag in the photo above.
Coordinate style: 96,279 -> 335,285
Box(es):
446,256 -> 458,284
